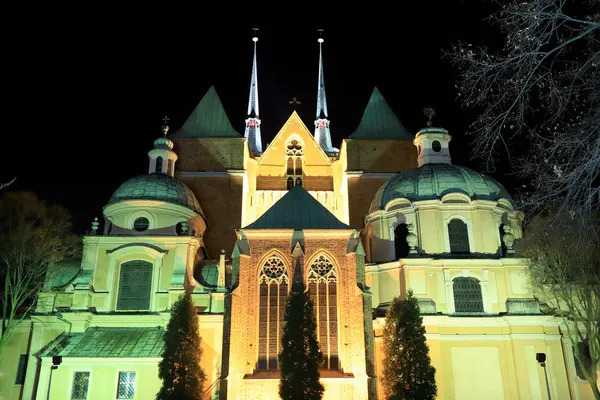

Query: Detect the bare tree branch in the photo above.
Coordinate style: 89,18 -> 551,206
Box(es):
446,0 -> 600,218
516,212 -> 600,398
0,177 -> 16,191
0,191 -> 81,356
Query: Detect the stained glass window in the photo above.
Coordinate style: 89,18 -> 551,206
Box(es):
448,219 -> 470,253
307,254 -> 339,370
453,277 -> 483,313
257,255 -> 288,370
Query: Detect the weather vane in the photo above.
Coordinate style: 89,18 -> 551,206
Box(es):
423,106 -> 435,126
162,115 -> 170,135
289,97 -> 301,105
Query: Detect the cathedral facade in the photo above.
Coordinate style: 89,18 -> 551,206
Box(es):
1,34 -> 596,400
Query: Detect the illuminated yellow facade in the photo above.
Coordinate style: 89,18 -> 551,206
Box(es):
1,38 -> 597,400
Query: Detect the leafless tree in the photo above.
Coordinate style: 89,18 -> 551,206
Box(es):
516,212 -> 600,397
0,177 -> 16,191
0,191 -> 81,356
447,0 -> 600,219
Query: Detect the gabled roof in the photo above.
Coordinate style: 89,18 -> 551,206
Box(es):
348,87 -> 412,140
170,86 -> 241,138
243,184 -> 351,230
258,111 -> 332,166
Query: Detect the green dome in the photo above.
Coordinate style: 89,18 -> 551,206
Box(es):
108,173 -> 203,214
371,164 -> 513,212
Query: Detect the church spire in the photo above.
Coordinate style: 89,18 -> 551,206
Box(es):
314,30 -> 338,156
244,29 -> 263,156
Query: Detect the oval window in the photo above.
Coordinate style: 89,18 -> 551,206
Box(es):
133,217 -> 150,231
432,140 -> 442,152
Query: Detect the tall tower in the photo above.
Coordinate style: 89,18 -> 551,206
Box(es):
314,30 -> 338,156
244,29 -> 263,156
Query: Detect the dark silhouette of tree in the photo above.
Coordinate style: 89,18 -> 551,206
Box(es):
0,191 -> 80,356
382,290 -> 437,400
278,282 -> 324,400
156,291 -> 206,400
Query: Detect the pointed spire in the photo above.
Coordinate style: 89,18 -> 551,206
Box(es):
314,29 -> 338,157
244,28 -> 263,156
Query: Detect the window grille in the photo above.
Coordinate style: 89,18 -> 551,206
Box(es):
257,255 -> 288,370
307,254 -> 339,370
116,261 -> 152,311
448,219 -> 470,253
117,371 -> 135,399
453,277 -> 483,313
71,371 -> 90,400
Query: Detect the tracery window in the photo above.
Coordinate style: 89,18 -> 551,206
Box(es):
258,255 -> 288,370
448,218 -> 470,254
453,277 -> 483,313
286,139 -> 303,188
307,254 -> 339,370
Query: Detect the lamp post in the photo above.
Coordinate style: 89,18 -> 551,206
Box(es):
46,355 -> 62,400
536,352 -> 552,400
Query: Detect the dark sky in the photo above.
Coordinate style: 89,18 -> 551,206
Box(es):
5,4 -> 510,234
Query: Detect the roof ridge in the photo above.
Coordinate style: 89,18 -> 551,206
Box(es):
243,185 -> 352,230
170,86 -> 241,139
348,87 -> 413,140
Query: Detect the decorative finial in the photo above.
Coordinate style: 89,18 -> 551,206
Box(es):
162,115 -> 170,135
289,97 -> 301,105
317,29 -> 324,43
252,28 -> 259,42
91,217 -> 99,234
423,106 -> 435,127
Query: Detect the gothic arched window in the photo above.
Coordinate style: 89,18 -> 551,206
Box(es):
155,157 -> 163,173
307,254 -> 339,370
286,177 -> 294,190
258,255 -> 289,370
453,277 -> 483,313
286,139 -> 304,189
448,218 -> 470,254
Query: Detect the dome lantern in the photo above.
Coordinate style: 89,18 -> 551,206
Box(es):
413,107 -> 452,167
148,116 -> 178,177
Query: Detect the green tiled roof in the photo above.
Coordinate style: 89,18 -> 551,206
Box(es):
170,85 -> 241,138
243,185 -> 352,230
46,259 -> 81,288
348,87 -> 412,140
107,173 -> 203,214
42,327 -> 165,358
195,261 -> 219,287
371,164 -> 513,212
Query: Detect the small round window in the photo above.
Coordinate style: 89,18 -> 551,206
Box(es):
432,140 -> 442,152
133,217 -> 150,231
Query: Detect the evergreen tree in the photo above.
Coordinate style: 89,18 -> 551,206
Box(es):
156,291 -> 206,400
278,281 -> 325,400
382,290 -> 437,400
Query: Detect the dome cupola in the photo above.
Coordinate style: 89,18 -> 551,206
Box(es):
148,117 -> 178,176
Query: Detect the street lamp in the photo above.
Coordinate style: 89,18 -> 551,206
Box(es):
536,352 -> 552,400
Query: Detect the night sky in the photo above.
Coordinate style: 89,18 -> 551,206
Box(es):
5,4 -> 511,234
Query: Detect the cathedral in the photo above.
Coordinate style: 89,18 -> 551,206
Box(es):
1,33 -> 596,400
